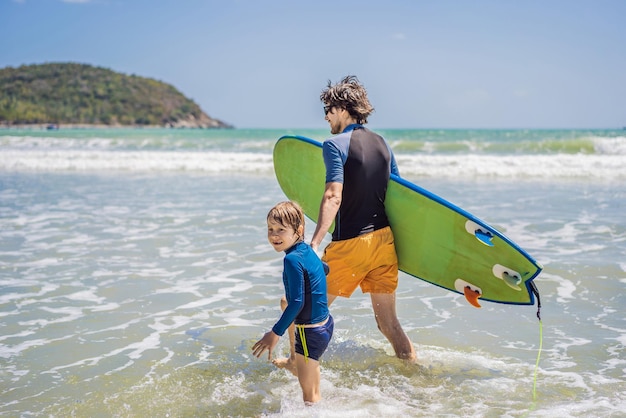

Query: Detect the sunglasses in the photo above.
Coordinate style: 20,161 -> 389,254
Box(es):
323,105 -> 334,115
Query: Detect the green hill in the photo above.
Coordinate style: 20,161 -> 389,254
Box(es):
0,62 -> 232,128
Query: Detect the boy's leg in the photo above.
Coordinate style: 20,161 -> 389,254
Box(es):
295,354 -> 321,404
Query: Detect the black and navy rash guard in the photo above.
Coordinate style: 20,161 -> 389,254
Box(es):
271,241 -> 329,336
322,124 -> 399,241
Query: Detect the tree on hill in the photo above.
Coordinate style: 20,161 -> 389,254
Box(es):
0,62 -> 232,128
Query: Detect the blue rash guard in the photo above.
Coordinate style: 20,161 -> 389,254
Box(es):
271,241 -> 329,336
322,124 -> 399,241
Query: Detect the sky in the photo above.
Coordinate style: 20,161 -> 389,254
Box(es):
1,0 -> 625,129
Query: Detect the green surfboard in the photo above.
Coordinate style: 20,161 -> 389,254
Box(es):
273,135 -> 542,307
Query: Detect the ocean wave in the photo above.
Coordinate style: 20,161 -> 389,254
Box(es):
397,153 -> 626,180
0,134 -> 276,153
389,135 -> 626,155
1,149 -> 623,180
592,136 -> 626,155
0,150 -> 273,174
4,131 -> 626,155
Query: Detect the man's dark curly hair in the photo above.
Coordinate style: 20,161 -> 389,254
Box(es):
320,75 -> 374,124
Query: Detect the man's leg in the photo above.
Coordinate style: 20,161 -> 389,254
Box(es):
370,292 -> 416,361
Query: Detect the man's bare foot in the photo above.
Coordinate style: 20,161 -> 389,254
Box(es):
272,357 -> 298,376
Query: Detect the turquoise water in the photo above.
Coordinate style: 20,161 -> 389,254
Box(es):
1,128 -> 625,416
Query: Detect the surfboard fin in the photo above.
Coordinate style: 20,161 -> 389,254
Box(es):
492,264 -> 522,291
474,229 -> 494,246
463,286 -> 482,308
502,271 -> 522,290
464,220 -> 494,246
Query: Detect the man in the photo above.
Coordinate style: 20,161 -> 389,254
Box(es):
274,76 -> 415,374
310,75 -> 416,362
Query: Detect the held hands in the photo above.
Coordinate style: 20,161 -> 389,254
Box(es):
252,331 -> 280,360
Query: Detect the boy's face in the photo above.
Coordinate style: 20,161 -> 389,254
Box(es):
267,219 -> 300,252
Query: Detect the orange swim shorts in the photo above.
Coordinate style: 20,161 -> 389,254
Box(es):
322,226 -> 398,297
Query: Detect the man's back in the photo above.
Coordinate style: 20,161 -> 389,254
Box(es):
323,125 -> 394,240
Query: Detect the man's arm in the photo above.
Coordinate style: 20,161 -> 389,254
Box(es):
310,181 -> 342,251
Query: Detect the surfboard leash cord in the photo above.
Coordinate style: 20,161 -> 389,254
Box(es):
530,281 -> 542,401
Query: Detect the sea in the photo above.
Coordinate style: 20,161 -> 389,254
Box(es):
1,127 -> 625,417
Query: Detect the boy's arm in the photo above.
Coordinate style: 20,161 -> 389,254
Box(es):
270,258 -> 304,336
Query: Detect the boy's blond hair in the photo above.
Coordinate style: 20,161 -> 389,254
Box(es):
267,201 -> 305,238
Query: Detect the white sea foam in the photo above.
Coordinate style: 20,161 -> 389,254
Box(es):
592,135 -> 626,154
0,135 -> 119,149
539,273 -> 577,302
0,150 -> 273,174
21,306 -> 86,327
0,335 -> 74,359
65,289 -> 106,304
2,148 -> 623,180
398,153 -> 626,180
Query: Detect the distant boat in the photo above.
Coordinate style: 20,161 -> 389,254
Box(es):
46,124 -> 59,130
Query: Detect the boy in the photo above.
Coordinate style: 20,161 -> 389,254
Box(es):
252,201 -> 334,404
